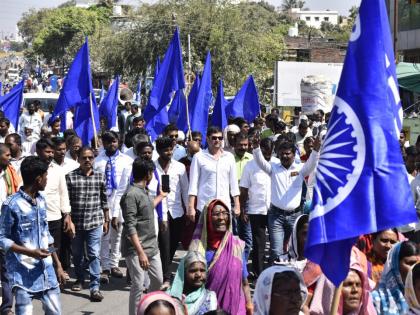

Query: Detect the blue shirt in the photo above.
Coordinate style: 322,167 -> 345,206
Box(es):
0,189 -> 58,293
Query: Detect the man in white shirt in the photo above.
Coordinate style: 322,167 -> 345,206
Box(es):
294,120 -> 312,155
19,103 -> 43,141
240,137 -> 278,276
0,118 -> 10,143
36,138 -> 74,278
252,136 -> 320,262
52,137 -> 79,175
154,137 -> 189,289
188,126 -> 240,222
94,131 -> 131,283
163,124 -> 186,161
65,135 -> 82,163
5,133 -> 27,174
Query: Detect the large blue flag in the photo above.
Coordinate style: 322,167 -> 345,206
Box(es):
52,38 -> 100,145
146,106 -> 169,142
0,80 -> 24,130
191,52 -> 212,146
176,74 -> 200,134
135,79 -> 141,103
99,75 -> 120,130
143,28 -> 185,124
304,0 -> 417,286
211,79 -> 227,130
226,75 -> 259,123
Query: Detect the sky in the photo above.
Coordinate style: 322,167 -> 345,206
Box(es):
0,0 -> 361,37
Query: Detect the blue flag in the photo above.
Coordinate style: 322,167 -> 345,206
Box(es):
143,28 -> 185,124
99,84 -> 106,103
52,38 -> 99,145
226,75 -> 259,123
168,90 -> 185,125
50,75 -> 58,93
211,79 -> 227,130
0,82 -> 2,96
99,75 -> 120,130
135,80 -> 141,103
304,0 -> 417,286
0,80 -> 24,130
174,74 -> 200,134
191,52 -> 212,146
146,106 -> 169,142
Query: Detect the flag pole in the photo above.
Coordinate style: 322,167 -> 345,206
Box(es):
89,92 -> 98,149
185,33 -> 192,141
329,283 -> 343,315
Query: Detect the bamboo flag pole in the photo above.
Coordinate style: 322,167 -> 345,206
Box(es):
329,283 -> 343,315
185,33 -> 192,141
89,91 -> 98,149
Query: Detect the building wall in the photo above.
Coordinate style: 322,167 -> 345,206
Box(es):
290,8 -> 338,29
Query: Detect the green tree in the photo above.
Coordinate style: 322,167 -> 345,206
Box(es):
282,0 -> 305,11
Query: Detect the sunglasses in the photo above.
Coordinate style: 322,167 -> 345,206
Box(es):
211,136 -> 223,141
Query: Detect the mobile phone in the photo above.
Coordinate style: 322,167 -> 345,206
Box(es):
47,246 -> 57,253
161,174 -> 170,193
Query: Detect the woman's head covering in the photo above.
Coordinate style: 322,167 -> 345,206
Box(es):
137,291 -> 181,315
310,247 -> 377,315
405,262 -> 420,314
372,242 -> 408,315
288,214 -> 308,260
167,251 -> 207,300
253,265 -> 308,315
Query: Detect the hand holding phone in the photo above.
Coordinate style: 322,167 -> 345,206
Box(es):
161,174 -> 170,193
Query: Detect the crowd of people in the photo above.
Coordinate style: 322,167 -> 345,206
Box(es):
0,100 -> 419,315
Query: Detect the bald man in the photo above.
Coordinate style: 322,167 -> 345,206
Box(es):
179,141 -> 201,179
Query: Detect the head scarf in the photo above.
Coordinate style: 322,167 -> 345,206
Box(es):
137,291 -> 181,315
189,199 -> 246,315
223,124 -> 240,150
167,251 -> 217,315
206,200 -> 229,249
310,247 -> 377,315
405,262 -> 420,315
372,242 -> 408,315
253,265 -> 308,315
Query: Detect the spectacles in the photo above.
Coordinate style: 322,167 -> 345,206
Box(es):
211,211 -> 229,218
211,136 -> 223,141
169,135 -> 178,139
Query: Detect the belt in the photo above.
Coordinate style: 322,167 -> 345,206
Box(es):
270,204 -> 301,216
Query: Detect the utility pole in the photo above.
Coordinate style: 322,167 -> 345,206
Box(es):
393,0 -> 398,60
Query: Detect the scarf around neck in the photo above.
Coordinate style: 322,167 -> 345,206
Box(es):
105,150 -> 119,195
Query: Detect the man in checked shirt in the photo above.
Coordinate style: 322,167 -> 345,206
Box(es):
65,147 -> 110,302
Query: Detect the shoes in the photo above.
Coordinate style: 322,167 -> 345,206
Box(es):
111,267 -> 123,278
90,290 -> 104,302
3,309 -> 14,315
71,281 -> 83,292
100,270 -> 110,284
159,281 -> 171,291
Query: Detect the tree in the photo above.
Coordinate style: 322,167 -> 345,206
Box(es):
282,0 -> 305,11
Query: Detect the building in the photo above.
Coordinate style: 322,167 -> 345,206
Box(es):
388,0 -> 420,63
289,8 -> 339,29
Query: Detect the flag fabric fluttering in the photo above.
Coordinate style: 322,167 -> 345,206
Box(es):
211,79 -> 228,130
304,0 -> 417,286
190,51 -> 212,146
99,84 -> 106,104
99,75 -> 120,130
154,57 -> 160,81
0,81 -> 2,96
168,89 -> 186,125
143,28 -> 185,125
135,79 -> 141,103
0,80 -> 24,130
146,106 -> 169,142
226,75 -> 259,123
51,38 -> 99,145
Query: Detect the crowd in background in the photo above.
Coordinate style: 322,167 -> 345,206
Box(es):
0,100 -> 419,315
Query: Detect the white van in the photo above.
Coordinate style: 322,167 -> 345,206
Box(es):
23,92 -> 59,112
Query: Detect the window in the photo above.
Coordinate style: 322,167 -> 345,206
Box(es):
315,17 -> 319,21
324,17 -> 329,22
305,16 -> 311,21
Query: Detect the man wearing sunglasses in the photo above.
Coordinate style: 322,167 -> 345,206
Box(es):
188,126 -> 240,223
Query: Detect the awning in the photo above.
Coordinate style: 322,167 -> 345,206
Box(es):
397,62 -> 420,93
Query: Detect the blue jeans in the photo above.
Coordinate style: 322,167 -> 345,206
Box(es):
238,218 -> 252,262
0,251 -> 13,314
267,206 -> 301,262
14,286 -> 61,315
72,226 -> 102,292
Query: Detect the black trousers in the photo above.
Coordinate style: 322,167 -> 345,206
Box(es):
60,217 -> 72,270
48,219 -> 62,256
169,214 -> 185,261
158,220 -> 171,283
249,214 -> 268,276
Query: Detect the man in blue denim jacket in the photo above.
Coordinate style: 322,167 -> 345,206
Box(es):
0,156 -> 66,315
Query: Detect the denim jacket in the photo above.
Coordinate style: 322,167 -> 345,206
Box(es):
0,189 -> 58,292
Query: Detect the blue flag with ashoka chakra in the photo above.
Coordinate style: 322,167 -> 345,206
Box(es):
304,0 -> 417,286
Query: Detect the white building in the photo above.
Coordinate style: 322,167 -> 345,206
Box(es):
290,8 -> 339,29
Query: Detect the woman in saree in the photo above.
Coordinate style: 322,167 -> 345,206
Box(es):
189,199 -> 253,315
372,241 -> 420,315
167,251 -> 218,315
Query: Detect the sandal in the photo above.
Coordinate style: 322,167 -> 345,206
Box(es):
71,281 -> 83,291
